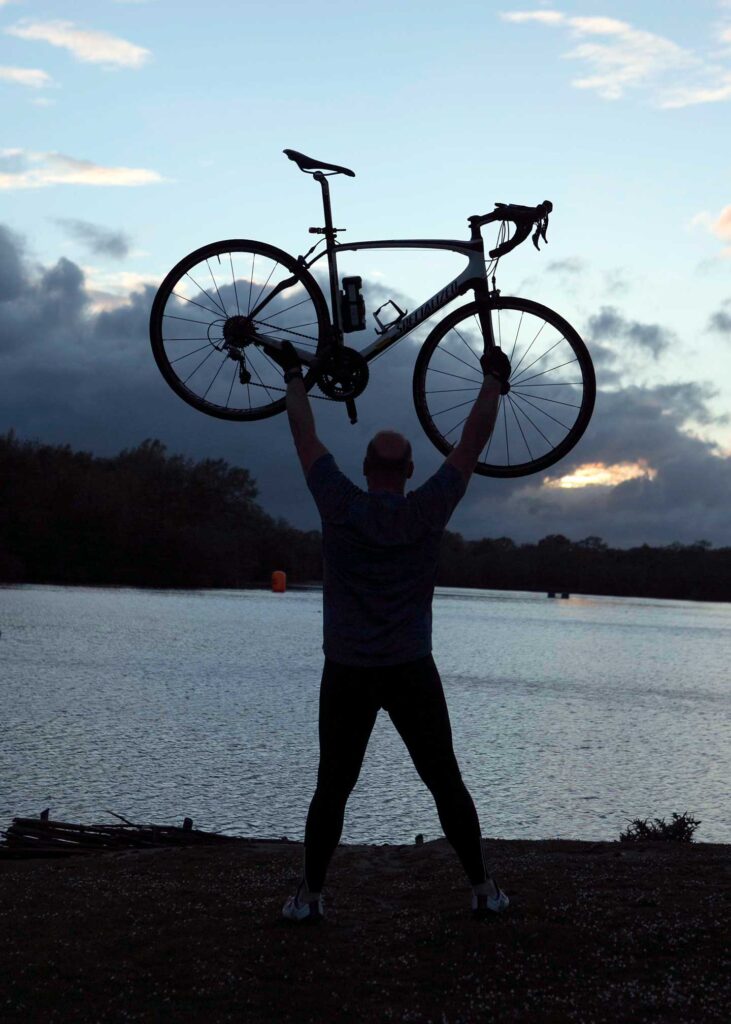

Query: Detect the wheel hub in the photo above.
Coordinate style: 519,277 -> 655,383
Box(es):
223,315 -> 256,348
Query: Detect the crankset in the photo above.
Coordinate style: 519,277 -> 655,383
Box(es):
315,345 -> 369,401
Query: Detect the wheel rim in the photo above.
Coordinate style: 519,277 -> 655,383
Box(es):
150,242 -> 327,420
415,299 -> 595,478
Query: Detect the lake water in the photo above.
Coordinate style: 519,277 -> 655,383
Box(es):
1,585 -> 729,845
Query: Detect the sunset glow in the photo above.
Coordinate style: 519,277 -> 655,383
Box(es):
543,461 -> 658,490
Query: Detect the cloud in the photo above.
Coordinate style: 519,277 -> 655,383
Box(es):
0,66 -> 52,88
708,301 -> 731,334
708,205 -> 731,241
0,149 -> 163,189
545,257 -> 586,275
501,10 -> 731,108
0,223 -> 729,548
55,218 -> 131,259
6,20 -> 150,70
691,205 -> 731,257
587,305 -> 672,358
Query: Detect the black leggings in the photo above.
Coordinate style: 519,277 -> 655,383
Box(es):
303,654 -> 487,892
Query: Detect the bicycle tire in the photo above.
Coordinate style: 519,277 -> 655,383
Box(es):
149,239 -> 330,421
412,297 -> 595,478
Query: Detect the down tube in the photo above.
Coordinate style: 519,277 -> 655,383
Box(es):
358,261 -> 485,361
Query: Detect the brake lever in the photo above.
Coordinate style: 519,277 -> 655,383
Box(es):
532,215 -> 549,250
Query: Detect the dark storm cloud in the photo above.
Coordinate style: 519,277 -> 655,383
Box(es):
55,218 -> 131,259
1,223 -> 729,548
0,225 -> 25,302
708,301 -> 731,336
587,305 -> 671,358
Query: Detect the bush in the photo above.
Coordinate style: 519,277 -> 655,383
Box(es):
619,811 -> 701,843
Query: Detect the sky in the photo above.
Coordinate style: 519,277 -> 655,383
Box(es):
1,0 -> 731,547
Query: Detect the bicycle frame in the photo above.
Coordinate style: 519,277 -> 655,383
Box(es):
297,171 -> 495,366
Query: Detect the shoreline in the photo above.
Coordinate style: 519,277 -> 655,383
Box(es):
4,579 -> 731,607
2,836 -> 729,1022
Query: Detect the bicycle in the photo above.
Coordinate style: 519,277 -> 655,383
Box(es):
149,149 -> 595,478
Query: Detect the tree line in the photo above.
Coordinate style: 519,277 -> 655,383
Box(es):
1,431 -> 728,601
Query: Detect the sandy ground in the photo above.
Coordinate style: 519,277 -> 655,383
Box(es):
1,836 -> 729,1023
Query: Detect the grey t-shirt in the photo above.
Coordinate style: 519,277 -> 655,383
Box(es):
306,453 -> 467,667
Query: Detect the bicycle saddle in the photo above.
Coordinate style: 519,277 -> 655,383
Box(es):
283,148 -> 356,177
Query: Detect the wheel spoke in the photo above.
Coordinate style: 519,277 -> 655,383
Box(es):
170,343 -> 215,364
509,392 -> 554,449
427,366 -> 484,386
511,337 -> 567,386
508,319 -> 548,378
185,271 -> 227,317
163,313 -> 216,327
225,363 -> 237,409
183,345 -> 218,384
510,389 -> 572,431
172,290 -> 222,320
512,380 -> 583,387
247,350 -> 279,404
510,389 -> 581,410
441,337 -> 484,374
508,311 -> 524,365
249,261 -> 278,316
425,386 -> 481,395
443,413 -> 470,439
247,253 -> 255,314
229,253 -> 240,316
502,394 -> 510,465
507,393 -> 534,462
430,396 -> 479,418
202,352 -> 229,400
512,357 -> 579,386
452,325 -> 481,365
207,259 -> 228,318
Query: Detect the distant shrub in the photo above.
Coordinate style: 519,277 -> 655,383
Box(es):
619,811 -> 701,843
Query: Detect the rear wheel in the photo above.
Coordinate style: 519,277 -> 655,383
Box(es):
149,239 -> 330,420
413,297 -> 595,477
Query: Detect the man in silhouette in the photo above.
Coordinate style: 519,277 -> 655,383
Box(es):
268,340 -> 511,923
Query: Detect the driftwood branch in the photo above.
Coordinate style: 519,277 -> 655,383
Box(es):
0,811 -> 243,859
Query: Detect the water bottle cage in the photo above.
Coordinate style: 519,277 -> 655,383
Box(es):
373,299 -> 407,335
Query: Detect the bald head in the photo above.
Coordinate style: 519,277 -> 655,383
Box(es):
363,430 -> 414,492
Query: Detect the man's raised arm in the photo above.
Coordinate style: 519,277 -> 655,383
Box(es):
446,347 -> 511,483
266,341 -> 328,476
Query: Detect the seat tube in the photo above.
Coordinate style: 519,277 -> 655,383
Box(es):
314,172 -> 342,342
474,279 -> 496,352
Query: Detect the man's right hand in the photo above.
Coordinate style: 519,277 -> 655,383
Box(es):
263,340 -> 302,377
480,346 -> 511,395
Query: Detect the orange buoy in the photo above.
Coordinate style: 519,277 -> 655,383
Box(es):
271,570 -> 287,593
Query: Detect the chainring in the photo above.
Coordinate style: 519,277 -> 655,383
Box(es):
316,346 -> 369,401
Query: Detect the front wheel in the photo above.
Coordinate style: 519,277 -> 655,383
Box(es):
149,239 -> 330,420
412,298 -> 596,478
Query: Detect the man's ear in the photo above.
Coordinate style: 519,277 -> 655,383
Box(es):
363,457 -> 370,478
406,460 -> 414,480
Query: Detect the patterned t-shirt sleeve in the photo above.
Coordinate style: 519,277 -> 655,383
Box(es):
306,453 -> 362,524
409,461 -> 467,533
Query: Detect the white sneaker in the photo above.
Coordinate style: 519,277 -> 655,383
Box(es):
282,882 -> 324,924
471,880 -> 510,917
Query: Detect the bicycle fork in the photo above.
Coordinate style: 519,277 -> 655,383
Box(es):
474,280 -> 497,354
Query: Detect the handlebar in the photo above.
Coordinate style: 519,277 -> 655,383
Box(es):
469,201 -> 553,259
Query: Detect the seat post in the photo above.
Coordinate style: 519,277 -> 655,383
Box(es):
314,172 -> 342,340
